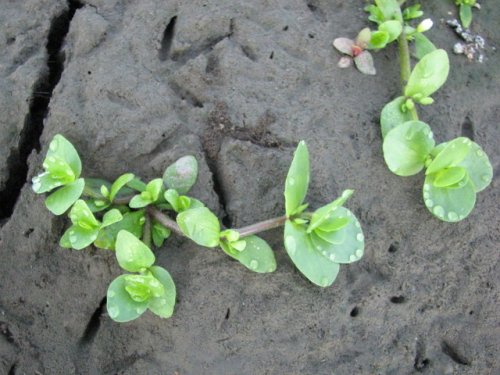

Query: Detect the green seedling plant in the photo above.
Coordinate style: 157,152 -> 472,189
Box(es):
367,1 -> 493,221
33,135 -> 365,322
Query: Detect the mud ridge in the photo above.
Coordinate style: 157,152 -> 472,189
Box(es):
0,0 -> 83,220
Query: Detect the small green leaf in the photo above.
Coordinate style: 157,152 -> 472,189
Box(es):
109,173 -> 135,202
403,4 -> 423,20
375,0 -> 403,22
284,221 -> 340,287
310,207 -> 365,264
115,230 -> 155,272
318,216 -> 350,232
378,20 -> 402,43
107,275 -> 148,323
426,137 -> 471,175
383,121 -> 435,176
284,141 -> 310,216
365,4 -> 385,24
129,194 -> 152,209
32,172 -> 64,194
423,174 -> 476,222
177,207 -> 221,247
433,167 -> 467,188
163,155 -> 198,194
146,179 -> 163,201
369,30 -> 389,49
456,141 -> 493,192
220,229 -> 240,243
152,221 -> 171,248
148,266 -> 176,319
127,178 -> 147,192
380,97 -> 414,138
413,33 -> 436,60
44,178 -> 85,215
124,273 -> 165,302
307,189 -> 353,233
460,4 -> 472,28
404,49 -> 449,99
101,209 -> 123,228
61,225 -> 99,250
221,235 -> 277,273
68,199 -> 100,229
94,211 -> 145,250
46,134 -> 82,178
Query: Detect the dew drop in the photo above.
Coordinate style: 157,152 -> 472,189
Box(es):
427,131 -> 433,139
354,221 -> 360,228
447,211 -> 459,221
249,260 -> 259,270
48,156 -> 56,163
285,236 -> 296,255
356,233 -> 364,242
139,217 -> 146,224
108,306 -> 119,319
159,299 -> 167,305
349,254 -> 357,262
476,150 -> 484,157
425,199 -> 434,208
42,162 -> 49,169
136,307 -> 143,314
329,253 -> 336,261
149,279 -> 160,287
69,235 -> 77,243
481,174 -> 490,182
49,140 -> 58,151
355,249 -> 363,258
32,181 -> 41,192
108,291 -> 116,298
423,184 -> 430,191
288,177 -> 295,186
423,192 -> 430,199
433,205 -> 445,218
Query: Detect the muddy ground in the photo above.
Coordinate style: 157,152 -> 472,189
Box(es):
0,0 -> 498,374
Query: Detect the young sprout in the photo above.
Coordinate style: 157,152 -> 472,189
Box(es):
455,0 -> 477,29
106,230 -> 176,322
333,28 -> 376,75
283,142 -> 364,287
32,134 -> 84,215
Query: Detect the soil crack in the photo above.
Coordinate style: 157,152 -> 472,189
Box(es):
0,0 -> 83,220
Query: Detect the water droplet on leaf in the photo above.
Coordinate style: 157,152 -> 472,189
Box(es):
249,260 -> 259,270
285,236 -> 296,255
433,205 -> 445,218
355,249 -> 363,258
447,211 -> 459,221
349,254 -> 357,262
356,233 -> 364,242
425,199 -> 434,207
108,306 -> 119,319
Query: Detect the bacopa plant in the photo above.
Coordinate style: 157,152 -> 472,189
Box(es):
455,0 -> 478,29
33,135 -> 365,322
334,0 -> 492,222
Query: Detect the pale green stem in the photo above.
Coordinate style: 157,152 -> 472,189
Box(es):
142,213 -> 152,247
235,216 -> 288,238
398,30 -> 419,121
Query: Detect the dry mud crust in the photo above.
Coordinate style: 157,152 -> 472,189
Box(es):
0,0 -> 499,374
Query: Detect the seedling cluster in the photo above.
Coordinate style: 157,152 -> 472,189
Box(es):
33,135 -> 364,322
333,0 -> 492,221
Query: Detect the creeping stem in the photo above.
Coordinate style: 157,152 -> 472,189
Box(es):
148,206 -> 288,241
398,30 -> 419,121
142,214 -> 152,248
234,216 -> 288,238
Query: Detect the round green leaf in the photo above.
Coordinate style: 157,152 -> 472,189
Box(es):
152,221 -> 171,248
176,207 -> 221,247
456,141 -> 493,192
383,121 -> 435,176
101,209 -> 123,228
68,199 -> 100,229
46,134 -> 82,178
115,230 -> 155,272
426,137 -> 471,175
284,141 -> 310,216
307,189 -> 353,233
146,179 -> 163,202
284,221 -> 340,287
148,266 -> 176,319
44,178 -> 85,215
32,172 -> 65,194
220,235 -> 277,273
379,20 -> 402,43
369,30 -> 389,49
380,96 -> 414,138
433,167 -> 467,188
60,224 -> 99,250
423,174 -> 476,222
310,207 -> 364,264
107,275 -> 148,323
129,194 -> 152,209
404,49 -> 449,99
163,156 -> 198,194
